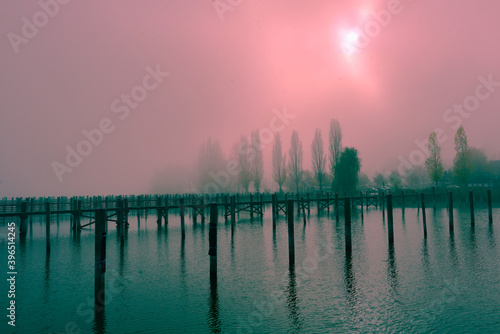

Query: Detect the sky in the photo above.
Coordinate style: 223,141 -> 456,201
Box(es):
1,0 -> 499,197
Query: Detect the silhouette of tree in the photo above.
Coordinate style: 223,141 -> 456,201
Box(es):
311,128 -> 326,191
425,131 -> 444,186
288,130 -> 303,193
233,135 -> 251,192
272,133 -> 287,193
453,126 -> 471,186
329,119 -> 343,189
333,147 -> 361,195
250,130 -> 264,193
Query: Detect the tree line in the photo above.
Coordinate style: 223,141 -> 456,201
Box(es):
425,125 -> 495,187
196,119 -> 362,195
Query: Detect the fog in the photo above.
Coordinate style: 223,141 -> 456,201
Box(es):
1,0 -> 499,197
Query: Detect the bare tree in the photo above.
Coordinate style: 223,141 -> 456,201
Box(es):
288,130 -> 303,193
453,126 -> 471,186
311,128 -> 326,191
272,133 -> 287,193
425,131 -> 444,186
250,130 -> 264,192
232,135 -> 251,192
329,119 -> 343,188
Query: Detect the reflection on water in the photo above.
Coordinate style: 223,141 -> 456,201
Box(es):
93,308 -> 106,334
344,252 -> 356,309
207,276 -> 221,333
386,243 -> 399,293
4,205 -> 500,333
287,266 -> 302,333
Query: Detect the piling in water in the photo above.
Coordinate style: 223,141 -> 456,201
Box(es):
360,192 -> 364,220
230,195 -> 236,231
344,197 -> 352,255
250,194 -> 254,220
301,197 -> 307,226
180,198 -> 185,240
45,202 -> 51,254
317,192 -> 320,212
335,193 -> 339,221
117,198 -> 125,241
287,200 -> 295,267
448,192 -> 454,233
94,209 -> 107,311
488,189 -> 493,223
164,198 -> 168,226
387,194 -> 394,245
469,190 -> 475,227
20,201 -> 28,238
156,196 -> 162,226
209,203 -> 217,284
421,193 -> 427,238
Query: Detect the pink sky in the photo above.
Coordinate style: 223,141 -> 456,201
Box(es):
1,0 -> 499,197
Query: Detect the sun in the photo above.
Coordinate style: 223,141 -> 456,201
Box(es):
339,29 -> 360,56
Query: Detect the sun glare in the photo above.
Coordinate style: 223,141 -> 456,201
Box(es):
339,29 -> 360,57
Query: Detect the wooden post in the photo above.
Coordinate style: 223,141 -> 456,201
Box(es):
124,198 -> 129,228
296,193 -> 300,215
488,189 -> 493,224
223,195 -> 228,223
45,202 -> 51,254
230,195 -> 236,229
469,190 -> 475,227
417,191 -> 420,214
70,198 -> 76,232
301,197 -> 307,226
193,196 -> 198,224
327,192 -> 331,214
317,192 -> 320,212
387,194 -> 394,245
180,198 -> 185,240
20,201 -> 27,238
287,200 -> 295,267
307,193 -> 310,215
95,209 -> 106,311
272,193 -> 277,228
335,193 -> 339,221
164,198 -> 169,226
360,192 -> 364,220
200,197 -> 205,223
209,203 -> 217,284
117,198 -> 124,241
77,200 -> 82,230
421,193 -> 427,238
250,194 -> 254,220
448,191 -> 454,233
401,190 -> 405,213
344,197 -> 352,255
156,196 -> 162,226
381,191 -> 385,212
